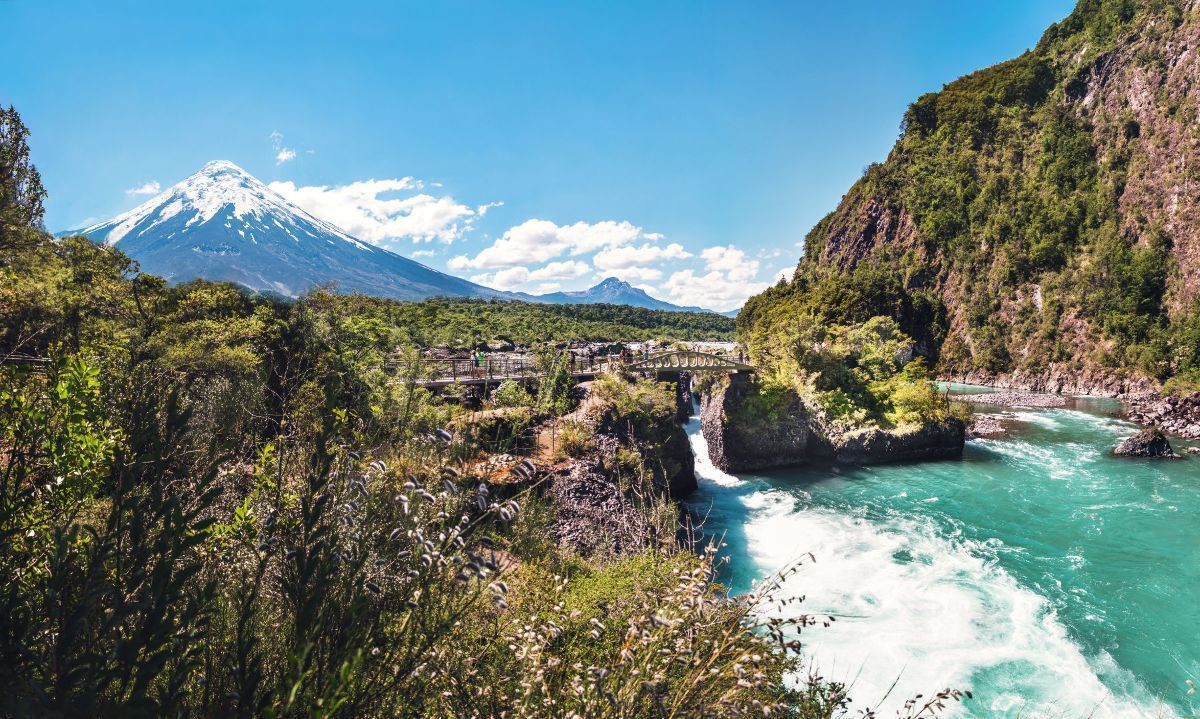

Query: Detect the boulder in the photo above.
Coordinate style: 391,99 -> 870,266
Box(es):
1184,446 -> 1200,456
1114,428 -> 1181,458
832,420 -> 966,465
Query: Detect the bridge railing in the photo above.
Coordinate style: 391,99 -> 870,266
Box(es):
386,348 -> 751,384
386,353 -> 615,383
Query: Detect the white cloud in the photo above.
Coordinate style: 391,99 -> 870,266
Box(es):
593,242 -> 690,271
661,268 -> 768,313
125,181 -> 161,196
454,218 -> 648,270
534,282 -> 561,294
469,259 -> 592,292
411,249 -> 437,259
604,266 -> 663,283
270,130 -> 303,165
651,244 -> 770,311
700,245 -> 759,282
270,178 -> 486,247
471,266 -> 531,291
530,260 -> 591,281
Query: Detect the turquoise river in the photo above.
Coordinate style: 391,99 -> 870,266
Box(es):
684,386 -> 1199,718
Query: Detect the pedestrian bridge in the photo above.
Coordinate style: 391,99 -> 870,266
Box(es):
626,349 -> 753,373
387,349 -> 754,388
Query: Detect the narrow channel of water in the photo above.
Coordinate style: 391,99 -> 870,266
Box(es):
684,390 -> 1199,718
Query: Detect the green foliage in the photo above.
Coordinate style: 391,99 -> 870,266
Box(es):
554,419 -> 594,459
534,348 -> 575,416
745,314 -> 953,429
0,103 -> 965,719
742,0 -> 1198,385
0,105 -> 46,229
330,294 -> 735,348
490,378 -> 533,408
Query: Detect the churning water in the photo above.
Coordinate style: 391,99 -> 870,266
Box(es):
684,387 -> 1199,718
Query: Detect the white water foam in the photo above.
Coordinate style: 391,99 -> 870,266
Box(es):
682,411 -> 1180,719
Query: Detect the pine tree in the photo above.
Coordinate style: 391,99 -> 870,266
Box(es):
0,105 -> 46,229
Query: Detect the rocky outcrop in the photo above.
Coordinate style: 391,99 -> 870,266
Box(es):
1113,428 -> 1181,459
550,434 -> 660,556
830,421 -> 966,465
1125,392 -> 1200,440
700,375 -> 808,472
547,380 -> 696,557
700,375 -> 964,469
966,413 -> 1008,439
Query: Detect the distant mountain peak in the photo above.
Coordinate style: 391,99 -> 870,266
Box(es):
71,161 -> 505,301
529,276 -> 710,313
71,162 -> 721,313
80,160 -> 372,252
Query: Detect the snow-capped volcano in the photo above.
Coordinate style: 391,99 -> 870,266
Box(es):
75,161 -> 508,300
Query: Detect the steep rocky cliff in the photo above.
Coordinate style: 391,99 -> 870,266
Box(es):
741,0 -> 1200,395
700,374 -> 809,472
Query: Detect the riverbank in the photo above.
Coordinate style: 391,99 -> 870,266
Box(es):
1125,392 -> 1200,440
942,375 -> 1200,440
939,365 -> 1158,398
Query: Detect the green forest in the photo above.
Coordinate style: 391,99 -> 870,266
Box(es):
739,0 -> 1200,395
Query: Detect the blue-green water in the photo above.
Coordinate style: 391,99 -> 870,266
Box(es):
685,388 -> 1200,718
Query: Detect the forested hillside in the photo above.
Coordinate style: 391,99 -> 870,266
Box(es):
740,0 -> 1200,395
4,106 -> 936,717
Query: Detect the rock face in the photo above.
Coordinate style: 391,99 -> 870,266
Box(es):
550,435 -> 659,556
548,381 -> 696,557
700,375 -> 809,473
699,376 -> 964,469
830,421 -> 966,465
1114,428 -> 1181,459
1125,392 -> 1200,440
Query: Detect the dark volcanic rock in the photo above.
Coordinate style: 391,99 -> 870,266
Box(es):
1114,428 -> 1181,459
966,413 -> 1008,439
700,375 -> 808,472
1125,392 -> 1200,440
550,436 -> 654,556
832,421 -> 966,465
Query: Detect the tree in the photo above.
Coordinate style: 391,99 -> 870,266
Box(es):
0,105 -> 46,229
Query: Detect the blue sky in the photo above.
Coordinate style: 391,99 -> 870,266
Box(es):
3,0 -> 1075,310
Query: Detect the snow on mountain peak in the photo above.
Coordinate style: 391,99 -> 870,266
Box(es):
82,160 -> 373,251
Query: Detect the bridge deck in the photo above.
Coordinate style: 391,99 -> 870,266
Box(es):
388,350 -> 753,388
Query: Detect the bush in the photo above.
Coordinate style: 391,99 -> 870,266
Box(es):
555,419 -> 594,459
490,378 -> 533,408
